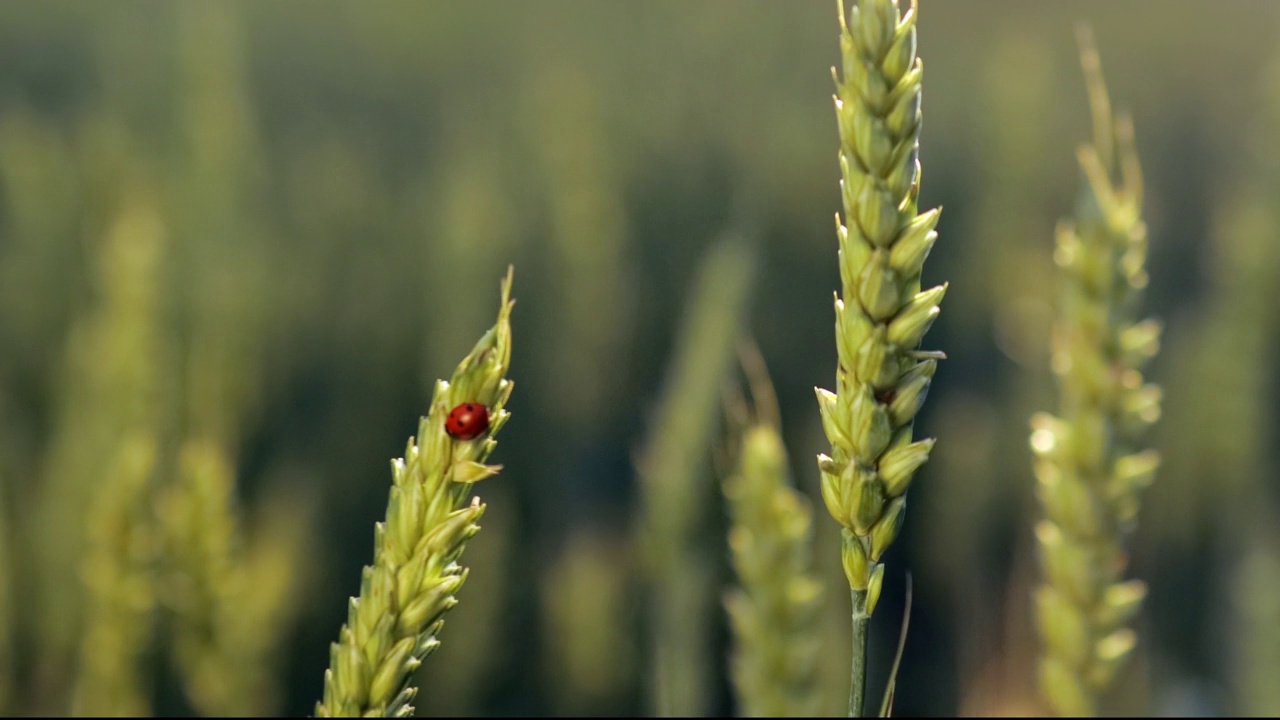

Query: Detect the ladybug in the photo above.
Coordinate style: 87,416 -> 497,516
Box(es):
445,402 -> 490,440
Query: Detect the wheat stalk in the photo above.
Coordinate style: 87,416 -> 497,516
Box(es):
1029,27 -> 1160,717
540,528 -> 635,715
235,484 -> 316,714
818,1 -> 942,714
723,346 -> 822,718
315,268 -> 515,718
0,467 -> 12,714
525,62 -> 633,427
1231,516 -> 1280,716
163,9 -> 301,707
637,236 -> 756,717
1171,54 -> 1280,720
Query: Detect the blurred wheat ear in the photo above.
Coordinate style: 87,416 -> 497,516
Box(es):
65,186 -> 172,718
29,130 -> 172,707
73,435 -> 161,718
818,0 -> 943,714
315,268 -> 515,718
1030,25 -> 1161,718
160,440 -> 314,717
722,342 -> 822,718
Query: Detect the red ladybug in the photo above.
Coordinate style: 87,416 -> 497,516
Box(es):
445,402 -> 490,440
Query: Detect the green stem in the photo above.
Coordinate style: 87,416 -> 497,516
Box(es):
849,587 -> 869,718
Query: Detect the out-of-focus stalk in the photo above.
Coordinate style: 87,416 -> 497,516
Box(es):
638,237 -> 756,717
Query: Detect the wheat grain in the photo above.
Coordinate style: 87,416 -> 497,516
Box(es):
411,498 -> 512,716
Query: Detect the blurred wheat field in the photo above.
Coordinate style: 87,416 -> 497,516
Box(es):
1,0 -> 1279,716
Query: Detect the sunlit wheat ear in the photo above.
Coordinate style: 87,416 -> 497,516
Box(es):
1031,26 -> 1160,718
819,0 -> 942,715
316,268 -> 515,718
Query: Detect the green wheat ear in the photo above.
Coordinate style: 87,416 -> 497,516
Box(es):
819,0 -> 942,715
316,268 -> 515,718
69,186 -> 171,718
72,434 -> 161,718
1031,26 -> 1160,718
161,439 -> 313,717
723,342 -> 822,718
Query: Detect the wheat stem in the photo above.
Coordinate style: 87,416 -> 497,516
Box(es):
639,237 -> 756,717
1231,516 -> 1280,715
526,63 -> 632,425
0,470 -> 12,714
541,528 -> 635,715
848,588 -> 869,717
